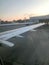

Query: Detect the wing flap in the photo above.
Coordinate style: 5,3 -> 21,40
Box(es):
0,40 -> 14,47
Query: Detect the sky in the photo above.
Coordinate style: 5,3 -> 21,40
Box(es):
0,0 -> 49,21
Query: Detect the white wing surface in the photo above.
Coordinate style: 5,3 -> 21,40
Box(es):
0,23 -> 45,47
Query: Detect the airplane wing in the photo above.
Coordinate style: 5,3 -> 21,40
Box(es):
0,23 -> 45,47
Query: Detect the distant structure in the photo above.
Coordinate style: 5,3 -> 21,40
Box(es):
30,15 -> 49,24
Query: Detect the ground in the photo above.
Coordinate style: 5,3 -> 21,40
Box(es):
0,24 -> 49,65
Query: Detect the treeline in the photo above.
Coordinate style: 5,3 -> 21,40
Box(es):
0,19 -> 29,24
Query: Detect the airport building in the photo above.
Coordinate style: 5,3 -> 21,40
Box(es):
30,15 -> 49,24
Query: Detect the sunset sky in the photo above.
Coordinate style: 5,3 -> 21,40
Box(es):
0,0 -> 49,21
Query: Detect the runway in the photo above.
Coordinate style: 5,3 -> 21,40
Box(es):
0,24 -> 26,32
